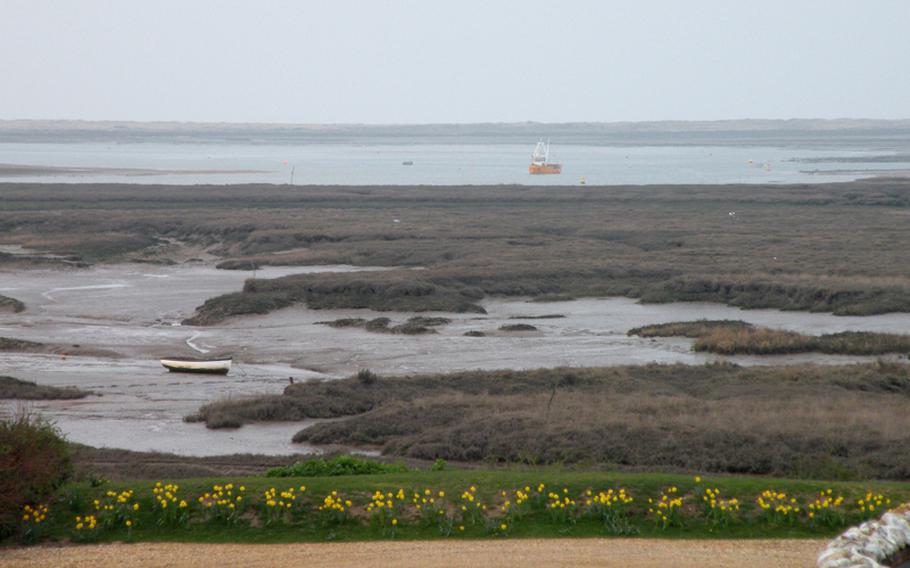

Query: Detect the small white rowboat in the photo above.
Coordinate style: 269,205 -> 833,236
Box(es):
160,357 -> 232,375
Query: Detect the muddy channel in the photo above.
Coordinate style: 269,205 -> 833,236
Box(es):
2,262 -> 909,456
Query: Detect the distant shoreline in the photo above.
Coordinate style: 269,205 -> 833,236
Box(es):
0,163 -> 269,177
1,118 -> 909,148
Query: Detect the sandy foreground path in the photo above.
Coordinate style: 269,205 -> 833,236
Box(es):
0,538 -> 823,568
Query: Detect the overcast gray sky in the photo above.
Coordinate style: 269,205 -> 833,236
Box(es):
1,0 -> 907,123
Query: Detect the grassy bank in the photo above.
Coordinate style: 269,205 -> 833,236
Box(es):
628,320 -> 910,355
13,468 -> 910,545
187,362 -> 910,480
0,376 -> 88,400
3,181 -> 910,320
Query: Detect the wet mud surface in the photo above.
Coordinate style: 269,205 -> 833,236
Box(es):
2,262 -> 909,455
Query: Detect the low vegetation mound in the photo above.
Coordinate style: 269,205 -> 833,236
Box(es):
316,316 -> 451,335
0,337 -> 116,358
628,320 -> 752,338
0,295 -> 25,313
0,415 -> 71,539
499,323 -> 538,332
190,362 -> 910,479
0,337 -> 45,351
629,320 -> 910,355
0,376 -> 89,400
265,455 -> 409,477
182,292 -> 294,326
185,272 -> 484,325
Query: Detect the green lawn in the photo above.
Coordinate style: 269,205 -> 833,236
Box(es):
21,467 -> 909,545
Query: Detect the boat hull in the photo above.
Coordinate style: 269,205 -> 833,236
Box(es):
529,163 -> 562,174
160,358 -> 232,375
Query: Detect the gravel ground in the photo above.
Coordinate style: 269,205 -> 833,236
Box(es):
0,539 -> 823,568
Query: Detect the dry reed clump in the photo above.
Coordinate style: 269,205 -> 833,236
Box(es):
694,328 -> 910,355
628,321 -> 910,356
190,362 -> 910,479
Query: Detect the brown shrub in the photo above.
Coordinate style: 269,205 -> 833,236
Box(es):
0,413 -> 71,538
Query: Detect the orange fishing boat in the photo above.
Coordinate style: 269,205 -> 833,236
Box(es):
528,139 -> 562,174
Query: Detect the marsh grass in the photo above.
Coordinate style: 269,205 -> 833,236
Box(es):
189,363 -> 910,480
5,181 -> 910,321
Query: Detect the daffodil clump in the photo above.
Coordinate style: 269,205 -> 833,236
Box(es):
197,483 -> 245,524
317,491 -> 352,526
152,482 -> 189,527
71,514 -> 99,542
21,503 -> 48,525
855,492 -> 891,518
806,489 -> 845,527
260,485 -> 306,526
412,488 -> 452,535
94,489 -> 139,530
648,486 -> 683,529
509,487 -> 532,520
584,488 -> 636,534
484,490 -> 518,536
20,504 -> 49,542
699,486 -> 740,527
546,488 -> 578,525
526,483 -> 550,512
367,488 -> 405,535
489,519 -> 511,537
459,485 -> 486,527
756,490 -> 800,524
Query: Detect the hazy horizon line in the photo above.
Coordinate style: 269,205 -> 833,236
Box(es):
3,117 -> 910,126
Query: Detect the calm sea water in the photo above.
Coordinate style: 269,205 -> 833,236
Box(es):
0,141 -> 903,185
